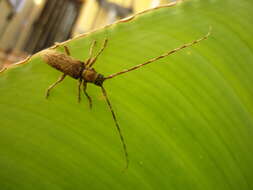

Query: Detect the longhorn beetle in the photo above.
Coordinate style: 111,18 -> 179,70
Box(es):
42,29 -> 210,170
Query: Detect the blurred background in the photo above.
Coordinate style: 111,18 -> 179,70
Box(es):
0,0 -> 175,69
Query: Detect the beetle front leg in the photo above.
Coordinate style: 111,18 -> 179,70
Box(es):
46,74 -> 66,99
87,39 -> 108,68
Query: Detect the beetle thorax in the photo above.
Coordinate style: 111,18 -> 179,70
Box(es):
82,68 -> 105,86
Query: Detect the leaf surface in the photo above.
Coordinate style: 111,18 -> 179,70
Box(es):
0,0 -> 253,189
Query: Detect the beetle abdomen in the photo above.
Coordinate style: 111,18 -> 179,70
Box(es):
42,50 -> 83,79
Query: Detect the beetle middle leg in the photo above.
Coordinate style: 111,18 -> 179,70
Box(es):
83,82 -> 92,109
46,74 -> 66,98
77,79 -> 82,103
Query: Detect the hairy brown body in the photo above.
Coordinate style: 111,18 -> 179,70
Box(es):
42,50 -> 83,79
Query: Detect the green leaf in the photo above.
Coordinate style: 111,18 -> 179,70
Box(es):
1,0 -> 253,189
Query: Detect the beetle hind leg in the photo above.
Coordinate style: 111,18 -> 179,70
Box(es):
46,74 -> 66,99
63,45 -> 71,56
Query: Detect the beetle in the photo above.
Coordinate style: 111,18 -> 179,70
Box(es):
42,29 -> 210,169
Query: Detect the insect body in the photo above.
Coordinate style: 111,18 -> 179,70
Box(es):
42,30 -> 210,170
43,50 -> 85,79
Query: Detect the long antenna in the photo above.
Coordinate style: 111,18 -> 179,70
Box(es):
101,86 -> 129,170
105,28 -> 211,80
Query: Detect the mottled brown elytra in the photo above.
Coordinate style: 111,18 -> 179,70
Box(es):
42,29 -> 210,170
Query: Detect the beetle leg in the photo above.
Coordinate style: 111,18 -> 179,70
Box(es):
84,40 -> 96,66
83,82 -> 92,109
89,40 -> 97,57
78,79 -> 82,103
46,74 -> 66,99
63,45 -> 71,56
87,39 -> 108,68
